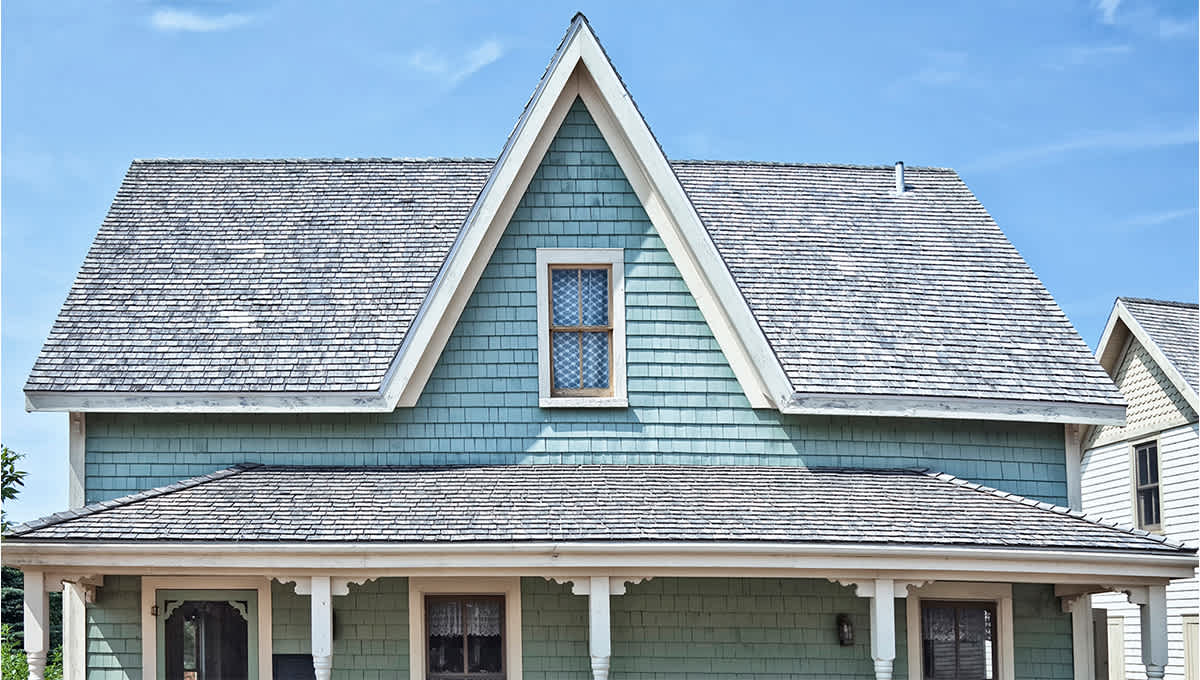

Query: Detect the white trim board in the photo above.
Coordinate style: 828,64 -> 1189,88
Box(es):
5,541 -> 1193,583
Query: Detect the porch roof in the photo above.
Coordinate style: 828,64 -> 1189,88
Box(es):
5,464 -> 1191,556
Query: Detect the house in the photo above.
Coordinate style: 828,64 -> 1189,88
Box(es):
4,14 -> 1196,680
1080,298 -> 1199,680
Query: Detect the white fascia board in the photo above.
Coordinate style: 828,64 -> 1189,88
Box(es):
782,392 -> 1127,426
1110,300 -> 1200,413
2,541 -> 1194,583
25,390 -> 392,413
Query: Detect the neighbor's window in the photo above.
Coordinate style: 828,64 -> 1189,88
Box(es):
535,249 -> 626,407
426,595 -> 505,680
921,601 -> 998,680
1134,441 -> 1162,530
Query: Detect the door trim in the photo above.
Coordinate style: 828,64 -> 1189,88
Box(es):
141,577 -> 273,680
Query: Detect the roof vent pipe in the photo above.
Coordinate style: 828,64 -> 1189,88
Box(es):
895,161 -> 905,194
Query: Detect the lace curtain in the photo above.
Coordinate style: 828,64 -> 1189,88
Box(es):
428,599 -> 502,637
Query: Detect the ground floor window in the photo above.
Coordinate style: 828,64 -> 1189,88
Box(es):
426,595 -> 505,679
920,601 -> 997,680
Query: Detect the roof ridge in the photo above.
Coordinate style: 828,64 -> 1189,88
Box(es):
1119,296 -> 1199,310
671,159 -> 956,171
3,463 -> 261,538
923,469 -> 1194,551
131,157 -> 497,164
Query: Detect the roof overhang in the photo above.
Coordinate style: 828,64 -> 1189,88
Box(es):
1096,298 -> 1200,413
2,540 -> 1194,585
784,393 -> 1127,425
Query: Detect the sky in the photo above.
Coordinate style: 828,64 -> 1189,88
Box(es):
2,0 -> 1196,523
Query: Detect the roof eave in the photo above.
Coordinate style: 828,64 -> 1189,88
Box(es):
23,389 -> 393,413
782,392 -> 1127,425
2,539 -> 1193,583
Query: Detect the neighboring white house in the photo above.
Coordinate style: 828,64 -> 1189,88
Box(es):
1082,297 -> 1199,680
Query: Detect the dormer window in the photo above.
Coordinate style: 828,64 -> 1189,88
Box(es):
536,248 -> 627,407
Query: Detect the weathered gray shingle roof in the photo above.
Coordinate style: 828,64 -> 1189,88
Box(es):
25,159 -> 1122,408
1120,297 -> 1199,394
6,464 -> 1187,554
676,161 -> 1121,406
27,158 -> 492,392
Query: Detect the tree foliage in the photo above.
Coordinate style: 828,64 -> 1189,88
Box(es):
1,445 -> 28,533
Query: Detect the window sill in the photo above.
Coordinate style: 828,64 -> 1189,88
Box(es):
539,397 -> 628,409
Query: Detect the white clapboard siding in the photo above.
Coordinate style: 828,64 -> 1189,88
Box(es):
1086,422 -> 1199,680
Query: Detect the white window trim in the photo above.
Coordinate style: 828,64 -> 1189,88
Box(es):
408,576 -> 523,680
139,576 -> 273,680
1129,437 -> 1164,533
535,247 -> 627,408
905,581 -> 1015,680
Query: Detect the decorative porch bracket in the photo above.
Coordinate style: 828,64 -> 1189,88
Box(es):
830,578 -> 927,680
549,576 -> 653,680
275,576 -> 377,680
1055,583 -> 1169,679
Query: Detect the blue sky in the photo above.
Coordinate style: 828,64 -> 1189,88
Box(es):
2,1 -> 1196,523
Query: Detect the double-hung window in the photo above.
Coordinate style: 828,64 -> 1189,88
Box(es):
426,596 -> 505,680
921,601 -> 998,680
535,249 -> 626,407
1134,440 -> 1162,531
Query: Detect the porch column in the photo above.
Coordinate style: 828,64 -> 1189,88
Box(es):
1135,585 -> 1169,679
23,570 -> 50,680
868,579 -> 897,680
63,581 -> 88,680
310,576 -> 333,680
588,576 -> 612,680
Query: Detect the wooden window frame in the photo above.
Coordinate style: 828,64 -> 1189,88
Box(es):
535,248 -> 627,408
919,600 -> 1000,680
424,595 -> 506,680
906,582 -> 1015,680
547,264 -> 615,398
1131,439 -> 1164,532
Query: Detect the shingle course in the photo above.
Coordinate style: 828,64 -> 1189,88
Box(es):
6,463 -> 1187,554
25,158 -> 1122,408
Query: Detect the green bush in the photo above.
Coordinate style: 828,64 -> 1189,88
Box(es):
1,625 -> 62,680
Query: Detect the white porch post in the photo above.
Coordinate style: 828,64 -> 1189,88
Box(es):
62,581 -> 88,680
24,570 -> 50,680
588,576 -> 612,680
1136,585 -> 1169,679
310,575 -> 333,680
869,579 -> 897,680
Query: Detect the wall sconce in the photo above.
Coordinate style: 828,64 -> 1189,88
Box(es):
836,613 -> 854,646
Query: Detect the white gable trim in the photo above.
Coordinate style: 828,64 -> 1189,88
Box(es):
1097,299 -> 1199,414
385,18 -> 789,410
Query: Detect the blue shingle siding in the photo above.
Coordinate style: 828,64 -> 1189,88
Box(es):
85,575 -> 141,680
82,98 -> 1067,506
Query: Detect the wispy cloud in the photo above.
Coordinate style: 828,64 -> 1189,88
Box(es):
966,126 -> 1198,171
1123,207 -> 1197,228
1095,0 -> 1122,24
406,39 -> 505,86
886,49 -> 971,94
150,9 -> 254,33
1158,16 -> 1197,39
1048,44 -> 1132,70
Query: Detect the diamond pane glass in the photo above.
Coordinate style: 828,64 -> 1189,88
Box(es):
551,269 -> 579,326
580,269 -> 609,326
581,331 -> 609,388
552,332 -> 580,389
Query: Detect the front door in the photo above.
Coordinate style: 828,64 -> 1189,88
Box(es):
157,589 -> 259,680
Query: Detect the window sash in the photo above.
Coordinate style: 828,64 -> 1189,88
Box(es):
920,601 -> 999,680
548,264 -> 613,396
1134,442 -> 1162,530
425,595 -> 505,680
